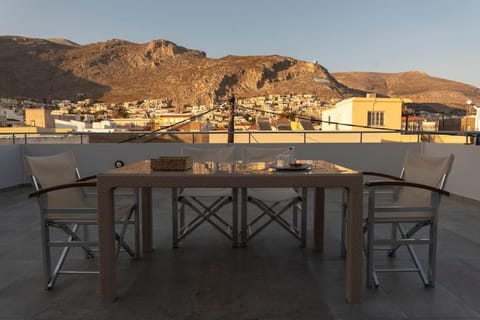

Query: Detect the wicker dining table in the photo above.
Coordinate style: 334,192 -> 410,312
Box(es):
96,159 -> 364,304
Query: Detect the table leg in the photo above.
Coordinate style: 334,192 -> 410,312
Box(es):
97,183 -> 116,303
141,187 -> 153,253
313,187 -> 325,251
345,180 -> 363,304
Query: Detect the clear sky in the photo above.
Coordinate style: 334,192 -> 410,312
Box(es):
1,0 -> 479,89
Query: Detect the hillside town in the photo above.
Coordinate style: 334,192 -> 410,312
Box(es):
0,92 -> 473,139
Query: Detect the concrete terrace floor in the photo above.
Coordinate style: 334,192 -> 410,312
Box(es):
1,186 -> 480,320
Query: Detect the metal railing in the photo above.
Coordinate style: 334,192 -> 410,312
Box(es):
0,130 -> 478,144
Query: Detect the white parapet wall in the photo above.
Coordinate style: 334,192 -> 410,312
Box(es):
0,145 -> 25,189
20,142 -> 419,184
423,143 -> 480,201
3,142 -> 479,203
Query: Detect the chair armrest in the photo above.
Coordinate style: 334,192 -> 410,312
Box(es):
76,174 -> 97,182
28,181 -> 97,198
362,171 -> 404,181
365,180 -> 449,196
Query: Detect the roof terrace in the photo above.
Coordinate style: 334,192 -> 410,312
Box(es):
1,141 -> 480,319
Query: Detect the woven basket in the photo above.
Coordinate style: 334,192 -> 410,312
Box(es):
150,156 -> 192,171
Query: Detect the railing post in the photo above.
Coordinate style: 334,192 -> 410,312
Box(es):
24,133 -> 27,144
12,133 -> 15,144
304,132 -> 307,143
360,132 -> 363,143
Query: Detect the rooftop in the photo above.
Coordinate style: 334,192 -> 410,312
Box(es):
2,185 -> 480,319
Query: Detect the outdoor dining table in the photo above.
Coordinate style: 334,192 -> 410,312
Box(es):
97,159 -> 364,303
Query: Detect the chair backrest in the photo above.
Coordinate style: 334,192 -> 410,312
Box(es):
241,146 -> 291,163
24,151 -> 85,208
181,145 -> 235,163
396,151 -> 454,205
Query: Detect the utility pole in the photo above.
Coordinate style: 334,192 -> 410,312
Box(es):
227,93 -> 235,143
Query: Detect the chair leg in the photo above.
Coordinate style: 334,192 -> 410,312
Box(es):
397,224 -> 430,286
116,233 -> 135,257
119,204 -> 139,258
116,206 -> 137,258
134,203 -> 140,258
83,225 -> 90,259
293,205 -> 298,228
246,197 -> 304,244
428,221 -> 438,287
366,219 -> 376,288
59,224 -> 95,258
40,217 -> 52,290
247,199 -> 288,236
190,197 -> 232,229
48,224 -> 85,289
179,199 -> 186,232
176,196 -> 233,242
387,222 -> 398,257
366,191 -> 377,288
388,222 -> 424,257
50,244 -> 73,289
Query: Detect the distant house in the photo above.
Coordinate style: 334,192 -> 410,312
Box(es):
256,117 -> 272,130
25,107 -> 55,128
54,119 -> 114,133
402,115 -> 428,131
111,118 -> 153,131
299,119 -> 315,130
276,118 -> 292,130
321,94 -> 403,131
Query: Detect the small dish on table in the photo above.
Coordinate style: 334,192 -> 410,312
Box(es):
271,162 -> 311,171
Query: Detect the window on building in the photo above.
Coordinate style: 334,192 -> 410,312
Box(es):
367,111 -> 384,126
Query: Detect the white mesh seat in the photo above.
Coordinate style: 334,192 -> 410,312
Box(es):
363,151 -> 454,288
173,145 -> 237,247
240,146 -> 307,247
25,151 -> 139,289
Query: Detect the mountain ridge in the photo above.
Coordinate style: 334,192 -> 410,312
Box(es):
1,35 -> 479,113
332,71 -> 480,112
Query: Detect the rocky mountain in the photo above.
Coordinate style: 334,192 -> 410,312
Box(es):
0,36 -> 360,108
1,35 -> 479,113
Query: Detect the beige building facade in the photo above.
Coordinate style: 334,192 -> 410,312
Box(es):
25,108 -> 55,128
321,95 -> 403,131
